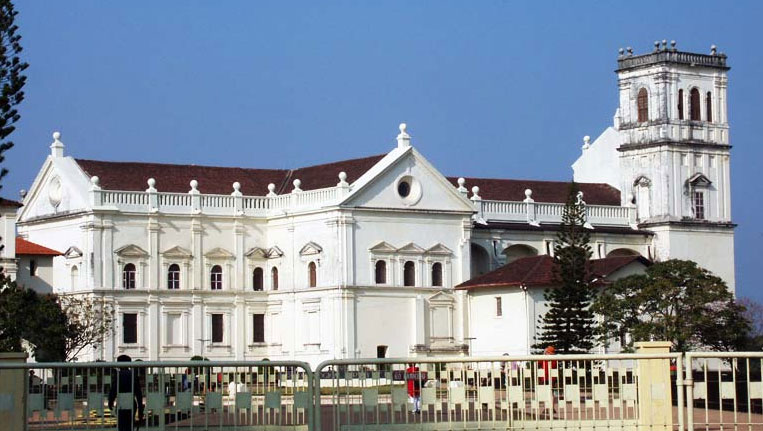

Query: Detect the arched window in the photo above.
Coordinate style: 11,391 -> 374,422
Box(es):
271,267 -> 279,291
431,262 -> 443,287
706,91 -> 712,123
122,263 -> 136,289
210,265 -> 223,290
403,261 -> 415,287
470,243 -> 490,276
70,265 -> 79,289
253,267 -> 264,291
168,264 -> 180,290
502,244 -> 539,264
637,88 -> 649,123
690,88 -> 701,121
677,89 -> 684,120
375,261 -> 387,284
308,262 -> 317,287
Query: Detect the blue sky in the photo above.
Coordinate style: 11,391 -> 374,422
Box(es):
7,1 -> 762,299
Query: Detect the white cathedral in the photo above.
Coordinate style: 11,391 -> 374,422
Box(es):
2,43 -> 734,365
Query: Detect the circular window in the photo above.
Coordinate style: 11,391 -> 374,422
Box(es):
395,175 -> 422,206
397,181 -> 411,198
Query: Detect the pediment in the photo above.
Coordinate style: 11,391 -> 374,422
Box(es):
369,241 -> 397,253
204,247 -> 234,259
299,241 -> 323,256
63,246 -> 83,259
266,246 -> 284,258
397,242 -> 425,254
115,244 -> 149,258
18,157 -> 92,222
426,243 -> 452,255
245,247 -> 268,259
339,146 -> 476,213
687,173 -> 712,187
428,291 -> 455,304
162,246 -> 193,259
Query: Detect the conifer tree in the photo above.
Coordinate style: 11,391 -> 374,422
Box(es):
0,0 -> 28,191
533,183 -> 597,354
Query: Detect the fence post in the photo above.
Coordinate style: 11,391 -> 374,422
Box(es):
0,353 -> 28,431
635,341 -> 673,431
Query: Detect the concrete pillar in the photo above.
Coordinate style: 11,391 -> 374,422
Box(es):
0,352 -> 27,430
635,341 -> 673,431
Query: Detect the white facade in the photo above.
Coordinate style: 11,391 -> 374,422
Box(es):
10,44 -> 736,363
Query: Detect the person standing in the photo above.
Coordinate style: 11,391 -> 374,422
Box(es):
108,355 -> 144,431
406,363 -> 422,414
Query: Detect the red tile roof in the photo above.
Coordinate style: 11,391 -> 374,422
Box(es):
0,197 -> 23,208
76,154 -> 385,195
455,254 -> 650,290
15,238 -> 62,256
447,177 -> 621,205
75,153 -> 620,205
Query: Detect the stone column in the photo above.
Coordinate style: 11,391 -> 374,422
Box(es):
635,341 -> 673,431
191,217 -> 203,290
0,352 -> 27,430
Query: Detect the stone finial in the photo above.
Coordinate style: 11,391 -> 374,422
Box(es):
457,177 -> 467,193
582,135 -> 591,150
653,41 -> 660,52
524,188 -> 533,202
189,179 -> 199,194
292,179 -> 302,193
232,181 -> 241,196
627,47 -> 633,56
471,186 -> 481,201
19,189 -> 26,199
671,40 -> 677,51
50,131 -> 64,158
626,193 -> 635,206
618,48 -> 624,57
661,39 -> 667,50
337,171 -> 348,187
146,178 -> 157,193
710,45 -> 717,55
90,176 -> 101,190
266,183 -> 277,197
396,123 -> 411,148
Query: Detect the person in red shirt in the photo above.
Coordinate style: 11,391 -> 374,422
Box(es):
539,345 -> 557,385
406,363 -> 422,413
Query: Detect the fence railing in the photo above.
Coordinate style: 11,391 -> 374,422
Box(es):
8,350 -> 763,430
476,199 -> 637,228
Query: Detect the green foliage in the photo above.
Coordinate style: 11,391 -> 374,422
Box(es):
592,259 -> 750,352
0,0 -> 28,190
533,184 -> 597,354
0,274 -> 68,360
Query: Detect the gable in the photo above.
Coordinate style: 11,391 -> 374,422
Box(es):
266,246 -> 284,258
115,244 -> 149,258
428,291 -> 455,304
426,243 -> 453,255
245,247 -> 268,259
299,242 -> 323,256
369,241 -> 397,253
204,247 -> 235,259
63,246 -> 83,259
18,156 -> 92,222
397,242 -> 425,254
340,147 -> 475,213
162,246 -> 193,259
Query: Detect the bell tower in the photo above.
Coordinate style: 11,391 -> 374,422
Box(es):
615,40 -> 735,291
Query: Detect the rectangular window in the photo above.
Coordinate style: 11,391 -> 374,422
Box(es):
166,314 -> 181,345
377,345 -> 388,358
123,313 -> 137,344
211,314 -> 224,343
496,297 -> 502,317
693,191 -> 705,220
253,314 -> 265,343
30,260 -> 37,277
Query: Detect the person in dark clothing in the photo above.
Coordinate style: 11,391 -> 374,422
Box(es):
108,355 -> 145,431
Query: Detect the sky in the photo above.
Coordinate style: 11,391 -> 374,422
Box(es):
6,1 -> 763,299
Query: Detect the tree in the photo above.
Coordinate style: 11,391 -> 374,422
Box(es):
592,259 -> 750,352
60,295 -> 114,362
0,0 -> 28,191
533,184 -> 597,354
0,274 -> 68,360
